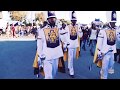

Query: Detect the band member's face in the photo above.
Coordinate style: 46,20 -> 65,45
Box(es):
93,24 -> 96,27
62,23 -> 66,29
48,17 -> 56,25
71,20 -> 77,26
110,22 -> 116,28
92,23 -> 96,29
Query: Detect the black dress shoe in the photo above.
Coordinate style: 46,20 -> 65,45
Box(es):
114,60 -> 117,62
68,68 -> 69,71
91,52 -> 94,56
118,61 -> 120,64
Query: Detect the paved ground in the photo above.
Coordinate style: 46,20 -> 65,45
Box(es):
0,39 -> 120,79
0,34 -> 35,41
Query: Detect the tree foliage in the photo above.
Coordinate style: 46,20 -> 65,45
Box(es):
59,19 -> 71,25
35,12 -> 46,23
9,11 -> 27,21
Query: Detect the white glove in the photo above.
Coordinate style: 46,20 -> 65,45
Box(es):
38,58 -> 41,67
97,51 -> 103,60
63,42 -> 70,51
39,54 -> 46,61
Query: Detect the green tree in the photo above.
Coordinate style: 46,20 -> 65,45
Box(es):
9,11 -> 27,21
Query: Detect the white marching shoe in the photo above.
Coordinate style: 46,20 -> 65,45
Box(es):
108,68 -> 114,74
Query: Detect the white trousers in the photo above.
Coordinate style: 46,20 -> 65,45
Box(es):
43,58 -> 59,79
68,48 -> 76,75
100,52 -> 114,79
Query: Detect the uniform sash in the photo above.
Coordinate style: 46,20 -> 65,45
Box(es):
93,42 -> 102,68
33,51 -> 66,76
33,51 -> 45,76
76,36 -> 80,59
33,52 -> 39,68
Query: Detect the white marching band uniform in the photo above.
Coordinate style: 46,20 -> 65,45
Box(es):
34,11 -> 120,79
59,25 -> 68,43
97,11 -> 117,79
37,24 -> 64,79
37,11 -> 68,79
65,11 -> 83,76
67,24 -> 82,75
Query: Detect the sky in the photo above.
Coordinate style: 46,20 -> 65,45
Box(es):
55,11 -> 120,25
23,11 -> 120,25
1,11 -> 120,25
55,11 -> 106,23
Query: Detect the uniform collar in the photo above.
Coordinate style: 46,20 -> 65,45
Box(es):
63,28 -> 66,30
108,23 -> 116,30
108,27 -> 116,30
70,24 -> 77,27
47,24 -> 57,28
47,22 -> 58,28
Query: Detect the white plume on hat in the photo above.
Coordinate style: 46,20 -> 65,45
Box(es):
106,11 -> 117,22
70,11 -> 77,20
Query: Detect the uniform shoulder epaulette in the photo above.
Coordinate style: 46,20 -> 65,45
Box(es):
100,28 -> 106,31
55,24 -> 58,27
43,25 -> 49,29
76,24 -> 78,26
60,27 -> 62,30
99,28 -> 103,31
37,28 -> 41,31
60,32 -> 67,35
115,26 -> 119,29
67,24 -> 71,27
39,27 -> 43,32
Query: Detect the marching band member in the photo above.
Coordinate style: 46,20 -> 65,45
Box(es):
33,23 -> 44,78
96,11 -> 117,79
66,11 -> 83,78
59,22 -> 68,73
35,11 -> 68,79
114,26 -> 120,63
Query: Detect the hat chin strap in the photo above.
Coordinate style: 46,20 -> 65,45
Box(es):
48,21 -> 56,28
108,23 -> 112,28
108,22 -> 115,29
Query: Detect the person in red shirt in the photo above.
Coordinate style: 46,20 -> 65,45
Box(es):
11,24 -> 17,38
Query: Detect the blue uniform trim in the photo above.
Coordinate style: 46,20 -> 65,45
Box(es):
98,36 -> 104,38
60,33 -> 67,35
37,38 -> 42,39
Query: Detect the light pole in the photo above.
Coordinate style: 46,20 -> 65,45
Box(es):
31,11 -> 36,26
30,11 -> 32,26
